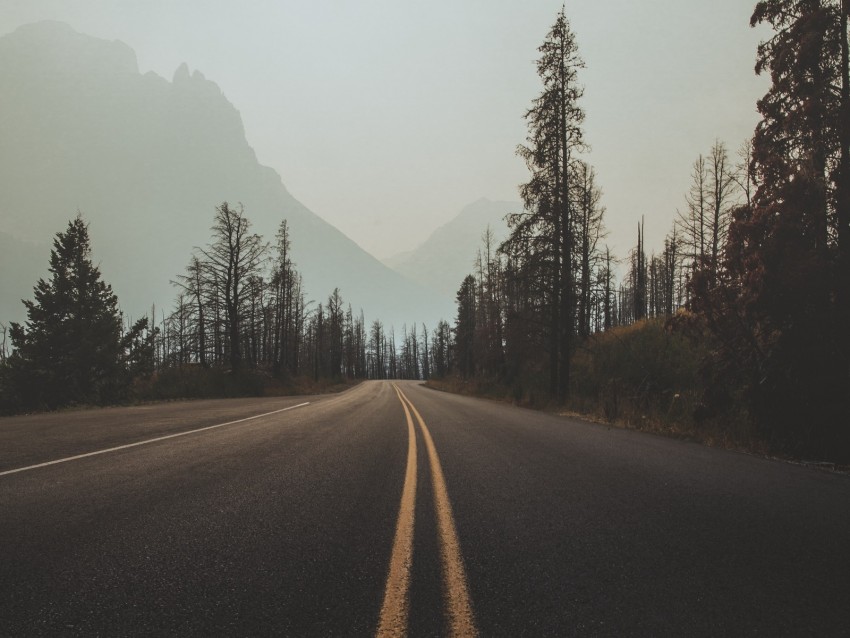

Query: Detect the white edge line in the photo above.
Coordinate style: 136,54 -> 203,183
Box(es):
0,402 -> 311,478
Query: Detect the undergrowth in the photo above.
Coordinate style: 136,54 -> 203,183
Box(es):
428,319 -> 764,455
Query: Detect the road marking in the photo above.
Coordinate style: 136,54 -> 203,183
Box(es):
396,385 -> 478,638
0,402 -> 310,478
376,386 -> 418,638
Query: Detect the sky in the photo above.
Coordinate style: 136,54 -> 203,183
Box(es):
0,0 -> 771,260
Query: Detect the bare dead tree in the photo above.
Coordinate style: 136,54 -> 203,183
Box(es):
707,140 -> 736,284
200,202 -> 267,371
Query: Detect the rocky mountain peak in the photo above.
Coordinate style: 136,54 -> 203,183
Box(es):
0,21 -> 452,329
0,20 -> 139,78
173,61 -> 191,83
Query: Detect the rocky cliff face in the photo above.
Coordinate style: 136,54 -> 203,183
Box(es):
0,21 -> 451,328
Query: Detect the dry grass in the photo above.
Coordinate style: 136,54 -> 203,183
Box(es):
134,365 -> 361,402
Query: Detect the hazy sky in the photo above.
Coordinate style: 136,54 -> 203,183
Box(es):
0,1 -> 770,260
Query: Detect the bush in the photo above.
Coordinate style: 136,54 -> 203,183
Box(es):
569,317 -> 760,450
138,366 -> 266,401
571,318 -> 701,424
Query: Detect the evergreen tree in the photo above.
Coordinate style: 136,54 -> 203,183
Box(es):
430,320 -> 452,378
454,275 -> 477,378
690,1 -> 850,457
508,7 -> 587,402
7,215 -> 126,408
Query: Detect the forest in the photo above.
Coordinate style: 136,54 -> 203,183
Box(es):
441,2 -> 850,462
0,205 -> 440,409
1,1 -> 848,462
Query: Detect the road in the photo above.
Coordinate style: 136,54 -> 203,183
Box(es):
1,380 -> 849,636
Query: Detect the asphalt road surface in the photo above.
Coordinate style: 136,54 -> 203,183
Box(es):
1,381 -> 849,637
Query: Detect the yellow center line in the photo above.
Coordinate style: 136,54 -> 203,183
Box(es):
396,385 -> 479,638
376,386 -> 418,637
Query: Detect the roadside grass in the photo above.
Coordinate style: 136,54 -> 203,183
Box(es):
0,366 -> 361,416
134,366 -> 361,401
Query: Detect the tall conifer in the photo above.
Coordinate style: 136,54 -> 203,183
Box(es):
8,215 -> 124,407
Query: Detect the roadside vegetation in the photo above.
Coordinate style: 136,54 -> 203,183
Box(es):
429,318 -> 762,455
428,3 -> 850,464
0,208 -> 428,415
1,2 -> 846,465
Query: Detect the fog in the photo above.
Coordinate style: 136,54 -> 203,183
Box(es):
0,0 -> 769,261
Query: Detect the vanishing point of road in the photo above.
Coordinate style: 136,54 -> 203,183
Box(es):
1,380 -> 848,636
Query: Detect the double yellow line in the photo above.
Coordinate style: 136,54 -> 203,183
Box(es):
376,384 -> 478,638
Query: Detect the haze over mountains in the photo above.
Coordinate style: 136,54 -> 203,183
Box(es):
0,21 -> 483,330
384,198 -> 515,299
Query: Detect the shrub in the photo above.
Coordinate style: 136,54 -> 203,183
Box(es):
571,318 -> 702,425
140,366 -> 266,401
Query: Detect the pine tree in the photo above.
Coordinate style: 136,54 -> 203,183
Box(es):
7,215 -> 126,408
509,7 -> 587,402
454,275 -> 477,378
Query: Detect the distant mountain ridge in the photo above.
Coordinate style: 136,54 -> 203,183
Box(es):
385,198 -> 518,298
0,21 -> 451,328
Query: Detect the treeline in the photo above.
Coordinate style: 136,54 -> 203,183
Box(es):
3,2 -> 848,462
447,10 -> 712,392
0,204 -> 452,412
435,4 -> 850,461
153,201 -> 444,385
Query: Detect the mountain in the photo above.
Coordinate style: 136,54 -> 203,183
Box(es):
0,21 -> 451,329
384,198 -> 519,298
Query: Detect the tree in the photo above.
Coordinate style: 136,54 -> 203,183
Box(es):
631,218 -> 647,321
121,316 -> 158,383
678,154 -> 708,278
573,161 -> 605,338
200,202 -> 267,372
269,219 -> 304,377
689,1 -> 850,457
732,139 -> 756,209
454,275 -> 477,378
662,228 -> 680,317
431,320 -> 452,378
475,227 -> 506,379
600,247 -> 615,330
6,215 -> 138,408
326,288 -> 345,378
369,320 -> 386,379
706,140 -> 736,284
174,255 -> 209,367
0,323 -> 8,363
509,7 -> 587,402
420,323 -> 431,380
